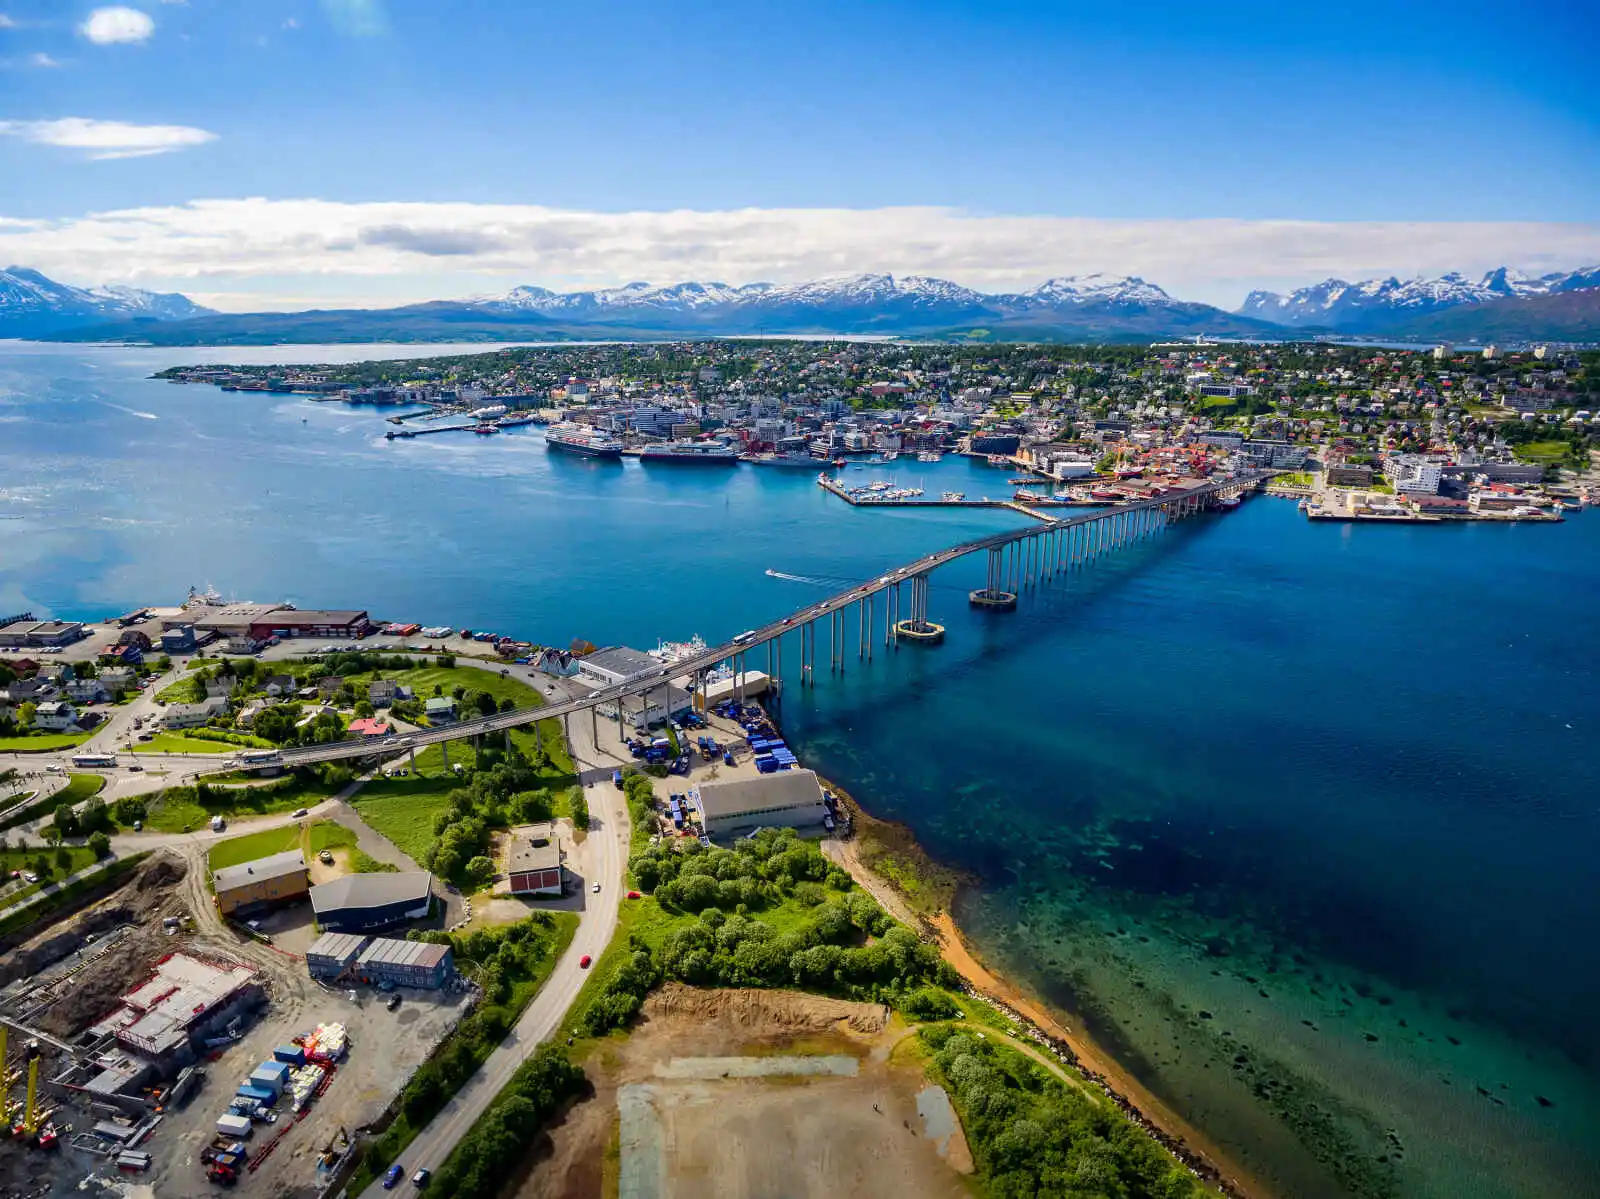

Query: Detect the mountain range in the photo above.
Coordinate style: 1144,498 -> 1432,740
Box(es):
0,265 -> 213,336
4,264 -> 1596,345
1238,266 -> 1600,332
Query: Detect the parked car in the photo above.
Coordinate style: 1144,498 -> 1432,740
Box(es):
383,1165 -> 404,1189
318,850 -> 334,865
387,993 -> 402,1011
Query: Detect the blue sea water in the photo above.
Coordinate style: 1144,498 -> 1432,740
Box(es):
3,342 -> 1597,1197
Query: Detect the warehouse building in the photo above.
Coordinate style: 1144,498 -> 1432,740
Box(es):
507,831 -> 565,897
693,769 -> 831,839
304,931 -> 368,981
249,608 -> 373,641
212,851 -> 310,917
354,938 -> 455,989
309,871 -> 434,933
0,618 -> 86,647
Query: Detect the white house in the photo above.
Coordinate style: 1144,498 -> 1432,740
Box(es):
162,696 -> 229,730
32,700 -> 79,731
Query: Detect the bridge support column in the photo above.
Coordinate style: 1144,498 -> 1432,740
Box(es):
866,594 -> 873,662
970,545 -> 1018,610
896,572 -> 946,643
591,705 -> 598,754
858,599 -> 865,660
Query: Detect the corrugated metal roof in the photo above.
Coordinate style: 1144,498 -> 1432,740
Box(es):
356,937 -> 449,969
695,769 -> 827,821
304,931 -> 368,962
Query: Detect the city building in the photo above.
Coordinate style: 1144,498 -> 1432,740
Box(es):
507,829 -> 565,896
31,700 -> 78,731
309,871 -> 435,933
212,850 -> 311,917
576,646 -> 659,689
693,769 -> 831,839
353,937 -> 455,989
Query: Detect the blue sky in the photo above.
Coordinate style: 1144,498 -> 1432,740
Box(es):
2,0 -> 1598,308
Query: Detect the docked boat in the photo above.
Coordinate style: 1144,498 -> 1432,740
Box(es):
545,422 -> 623,458
1089,488 -> 1123,501
917,451 -> 943,463
640,440 -> 740,465
472,423 -> 499,435
941,491 -> 965,502
744,452 -> 819,467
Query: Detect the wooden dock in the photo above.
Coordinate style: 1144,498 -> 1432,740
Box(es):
817,475 -> 1095,522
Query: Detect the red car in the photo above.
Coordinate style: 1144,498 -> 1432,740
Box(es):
579,955 -> 592,969
626,890 -> 642,900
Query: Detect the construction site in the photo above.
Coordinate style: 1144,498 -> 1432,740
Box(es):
0,849 -> 470,1198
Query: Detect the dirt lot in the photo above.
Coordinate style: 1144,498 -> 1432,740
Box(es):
509,985 -> 972,1199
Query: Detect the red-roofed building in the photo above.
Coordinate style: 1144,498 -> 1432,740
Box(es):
347,717 -> 392,739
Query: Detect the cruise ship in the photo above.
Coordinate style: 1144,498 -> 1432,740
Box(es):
640,440 -> 740,465
545,422 -> 623,458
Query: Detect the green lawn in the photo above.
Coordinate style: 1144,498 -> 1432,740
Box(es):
144,774 -> 341,833
207,825 -> 302,871
1513,440 -> 1574,465
308,820 -> 357,853
131,733 -> 247,755
56,773 -> 107,807
0,732 -> 93,753
350,778 -> 455,865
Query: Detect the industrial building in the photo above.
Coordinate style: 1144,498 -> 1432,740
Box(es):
212,851 -> 310,917
309,871 -> 434,933
185,601 -> 373,642
0,617 -> 86,647
354,938 -> 455,989
506,832 -> 565,897
304,931 -> 368,980
693,769 -> 831,839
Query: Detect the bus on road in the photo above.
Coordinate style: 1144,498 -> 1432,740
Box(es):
71,753 -> 118,769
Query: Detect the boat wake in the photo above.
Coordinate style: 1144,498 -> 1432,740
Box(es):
765,569 -> 841,586
95,399 -> 158,420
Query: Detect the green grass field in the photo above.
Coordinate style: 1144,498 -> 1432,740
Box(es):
56,773 -> 107,807
207,825 -> 302,871
0,732 -> 93,752
350,779 -> 454,864
131,733 -> 242,755
1513,440 -> 1574,465
144,774 -> 342,833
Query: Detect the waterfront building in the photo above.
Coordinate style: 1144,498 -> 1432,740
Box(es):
693,770 -> 832,839
0,618 -> 86,648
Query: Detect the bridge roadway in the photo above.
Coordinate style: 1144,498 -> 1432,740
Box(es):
230,471 -> 1271,774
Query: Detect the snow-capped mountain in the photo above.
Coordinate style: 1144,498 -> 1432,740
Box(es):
1239,266 -> 1600,331
0,266 -> 213,337
467,272 -> 1173,328
1005,274 -> 1173,307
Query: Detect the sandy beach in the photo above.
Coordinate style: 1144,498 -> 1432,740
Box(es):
824,795 -> 1272,1199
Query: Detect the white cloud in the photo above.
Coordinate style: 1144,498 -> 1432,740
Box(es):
283,16 -> 300,29
0,117 -> 216,159
79,6 -> 154,44
0,198 -> 1597,309
29,52 -> 62,67
0,14 -> 17,27
320,0 -> 386,36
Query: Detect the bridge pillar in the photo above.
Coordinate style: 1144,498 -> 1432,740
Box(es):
970,545 -> 1018,610
896,572 -> 946,643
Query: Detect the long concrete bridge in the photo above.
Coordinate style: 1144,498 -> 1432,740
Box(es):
209,470 -> 1271,775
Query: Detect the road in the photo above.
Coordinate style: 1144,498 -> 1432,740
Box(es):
356,702 -> 629,1194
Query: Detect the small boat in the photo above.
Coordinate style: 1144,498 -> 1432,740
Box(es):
918,451 -> 943,463
941,491 -> 965,502
473,423 -> 499,435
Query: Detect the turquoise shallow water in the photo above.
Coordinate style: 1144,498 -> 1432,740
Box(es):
3,342 -> 1598,1197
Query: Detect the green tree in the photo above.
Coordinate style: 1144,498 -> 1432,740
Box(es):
53,843 -> 72,871
88,831 -> 112,860
354,699 -> 376,719
53,802 -> 80,839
